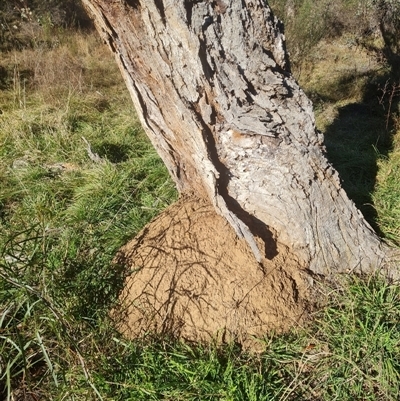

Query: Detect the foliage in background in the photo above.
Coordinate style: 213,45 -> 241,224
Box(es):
0,2 -> 399,400
0,0 -> 91,51
268,0 -> 400,77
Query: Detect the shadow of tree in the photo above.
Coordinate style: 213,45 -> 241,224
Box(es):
321,73 -> 395,234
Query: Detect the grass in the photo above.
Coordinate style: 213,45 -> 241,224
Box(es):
0,22 -> 400,401
373,117 -> 400,244
305,277 -> 400,400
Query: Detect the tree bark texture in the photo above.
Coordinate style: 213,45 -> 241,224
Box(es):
81,0 -> 391,277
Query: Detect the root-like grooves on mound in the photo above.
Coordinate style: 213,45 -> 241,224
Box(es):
114,195 -> 314,346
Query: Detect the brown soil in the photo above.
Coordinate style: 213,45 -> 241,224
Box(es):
114,195 -> 313,347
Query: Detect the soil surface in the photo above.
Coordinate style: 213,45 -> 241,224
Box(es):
114,195 -> 314,347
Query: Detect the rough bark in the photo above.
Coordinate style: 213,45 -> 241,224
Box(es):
81,0 -> 395,278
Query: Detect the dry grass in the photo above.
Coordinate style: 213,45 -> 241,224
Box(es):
297,35 -> 385,130
0,30 -> 117,108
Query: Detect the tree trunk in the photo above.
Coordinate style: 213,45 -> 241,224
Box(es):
81,0 -> 394,278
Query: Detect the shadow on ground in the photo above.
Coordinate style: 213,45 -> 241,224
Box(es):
319,72 -> 396,233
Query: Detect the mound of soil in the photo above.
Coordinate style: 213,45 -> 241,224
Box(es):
114,195 -> 313,346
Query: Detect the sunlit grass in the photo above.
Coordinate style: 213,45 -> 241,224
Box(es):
306,277 -> 400,400
0,28 -> 176,399
374,122 -> 400,244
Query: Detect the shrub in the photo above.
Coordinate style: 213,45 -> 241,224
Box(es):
268,0 -> 400,77
0,0 -> 92,51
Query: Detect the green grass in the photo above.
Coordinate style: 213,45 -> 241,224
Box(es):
1,24 -> 400,401
373,126 -> 400,244
0,28 -> 176,399
305,277 -> 400,400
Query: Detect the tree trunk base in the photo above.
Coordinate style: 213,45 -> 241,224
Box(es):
114,195 -> 315,347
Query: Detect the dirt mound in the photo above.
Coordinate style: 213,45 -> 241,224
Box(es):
114,195 -> 313,346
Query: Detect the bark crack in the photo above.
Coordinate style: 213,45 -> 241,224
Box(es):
153,0 -> 166,24
192,94 -> 282,263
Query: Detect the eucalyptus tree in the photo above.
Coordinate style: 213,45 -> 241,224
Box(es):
81,0 -> 397,280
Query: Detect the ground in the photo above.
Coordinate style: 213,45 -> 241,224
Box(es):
114,195 -> 313,348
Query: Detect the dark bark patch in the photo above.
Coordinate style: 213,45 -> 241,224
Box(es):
125,0 -> 139,9
154,0 -> 166,24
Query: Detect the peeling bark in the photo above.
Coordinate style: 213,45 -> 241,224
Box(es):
81,0 -> 396,278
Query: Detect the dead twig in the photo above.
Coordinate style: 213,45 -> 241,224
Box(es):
82,136 -> 104,163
